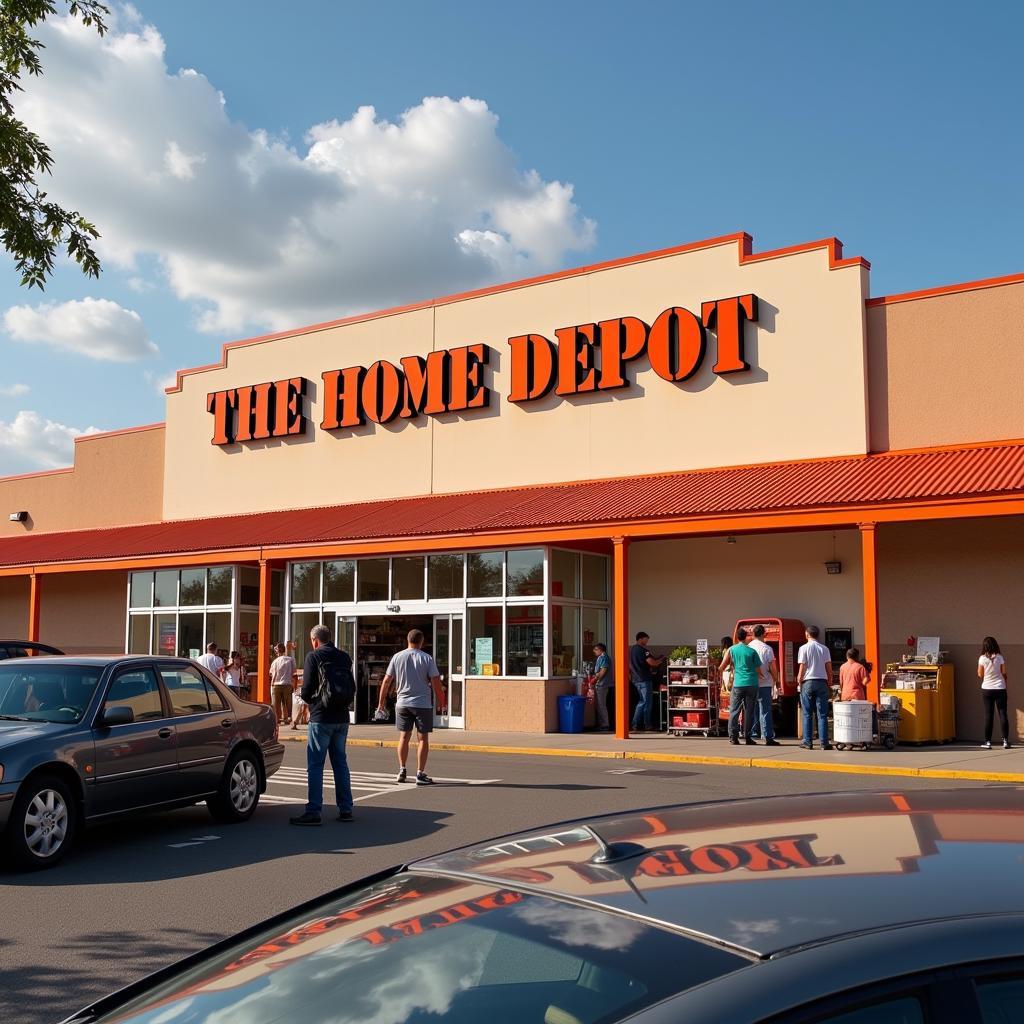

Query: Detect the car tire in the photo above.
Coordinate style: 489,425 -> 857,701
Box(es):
207,749 -> 262,823
4,774 -> 78,870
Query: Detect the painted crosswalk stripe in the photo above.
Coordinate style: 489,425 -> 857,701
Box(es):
265,767 -> 500,804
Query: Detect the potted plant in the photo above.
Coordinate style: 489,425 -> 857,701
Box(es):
669,645 -> 694,667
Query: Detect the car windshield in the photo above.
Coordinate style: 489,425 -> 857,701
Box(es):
92,872 -> 747,1024
0,664 -> 103,724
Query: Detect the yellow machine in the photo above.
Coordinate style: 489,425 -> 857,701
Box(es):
881,662 -> 955,744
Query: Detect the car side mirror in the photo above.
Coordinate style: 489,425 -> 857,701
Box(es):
102,705 -> 134,727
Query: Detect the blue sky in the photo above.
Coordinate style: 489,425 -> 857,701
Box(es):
1,0 -> 1022,473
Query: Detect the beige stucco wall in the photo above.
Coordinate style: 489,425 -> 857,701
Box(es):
629,530 -> 865,648
164,240 -> 870,519
877,517 -> 1024,742
0,576 -> 29,637
867,282 -> 1024,452
38,570 -> 127,655
0,426 -> 165,538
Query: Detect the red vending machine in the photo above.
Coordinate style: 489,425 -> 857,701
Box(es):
719,617 -> 806,736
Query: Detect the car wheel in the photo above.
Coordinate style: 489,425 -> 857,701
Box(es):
4,774 -> 77,870
207,749 -> 262,823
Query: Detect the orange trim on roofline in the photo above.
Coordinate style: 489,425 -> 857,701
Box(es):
867,270 -> 1024,307
73,422 -> 165,443
164,231 -> 868,394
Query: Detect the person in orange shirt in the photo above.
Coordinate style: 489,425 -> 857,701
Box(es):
839,647 -> 870,701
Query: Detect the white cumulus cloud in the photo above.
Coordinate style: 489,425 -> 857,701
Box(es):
0,410 -> 101,472
3,297 -> 158,362
0,383 -> 31,397
13,9 -> 596,335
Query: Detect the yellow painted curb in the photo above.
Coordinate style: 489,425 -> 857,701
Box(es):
280,733 -> 1024,783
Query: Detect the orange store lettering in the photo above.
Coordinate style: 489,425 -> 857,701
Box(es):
204,292 -> 760,446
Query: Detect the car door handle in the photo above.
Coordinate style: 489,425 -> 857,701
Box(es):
221,719 -> 233,729
158,728 -> 173,739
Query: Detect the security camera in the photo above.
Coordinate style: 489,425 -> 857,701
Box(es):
9,511 -> 27,522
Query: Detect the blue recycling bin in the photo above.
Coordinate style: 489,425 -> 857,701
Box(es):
558,694 -> 586,734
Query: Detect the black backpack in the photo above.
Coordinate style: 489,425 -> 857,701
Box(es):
314,650 -> 356,711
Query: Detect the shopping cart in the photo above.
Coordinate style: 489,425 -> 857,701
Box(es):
877,707 -> 899,750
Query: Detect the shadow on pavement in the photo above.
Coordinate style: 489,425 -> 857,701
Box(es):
0,802 -> 451,887
0,926 -> 223,1024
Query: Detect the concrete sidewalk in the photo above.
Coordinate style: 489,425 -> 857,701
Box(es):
279,723 -> 1024,783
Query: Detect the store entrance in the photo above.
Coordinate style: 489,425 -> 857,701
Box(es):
336,613 -> 463,728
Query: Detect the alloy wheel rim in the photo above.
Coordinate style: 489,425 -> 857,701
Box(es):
230,760 -> 258,813
24,789 -> 68,859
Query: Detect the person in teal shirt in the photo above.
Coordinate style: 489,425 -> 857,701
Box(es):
720,627 -> 763,745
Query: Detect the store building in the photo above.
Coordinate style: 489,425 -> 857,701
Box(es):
0,231 -> 1021,740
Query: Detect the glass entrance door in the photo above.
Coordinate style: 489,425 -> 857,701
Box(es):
434,614 -> 464,729
335,614 -> 357,724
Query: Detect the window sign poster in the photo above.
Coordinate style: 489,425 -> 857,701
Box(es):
189,648 -> 200,659
159,621 -> 176,654
474,637 -> 493,668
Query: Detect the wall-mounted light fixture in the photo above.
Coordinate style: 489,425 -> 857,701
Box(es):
725,535 -> 737,545
8,511 -> 27,523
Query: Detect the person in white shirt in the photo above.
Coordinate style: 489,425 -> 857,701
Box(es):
796,625 -> 833,751
268,643 -> 297,724
195,642 -> 225,680
223,651 -> 247,695
748,624 -> 781,746
977,635 -> 1010,750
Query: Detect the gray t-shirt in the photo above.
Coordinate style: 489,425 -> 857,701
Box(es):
386,648 -> 439,708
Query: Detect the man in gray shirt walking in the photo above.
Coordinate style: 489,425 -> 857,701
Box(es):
376,629 -> 447,785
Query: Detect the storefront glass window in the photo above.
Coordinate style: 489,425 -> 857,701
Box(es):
154,570 -> 178,608
468,552 -> 503,597
506,605 -> 544,676
581,607 -> 608,667
468,606 -> 503,674
128,614 -> 151,654
154,613 -> 177,657
550,549 -> 579,598
290,562 -> 321,605
290,611 -> 321,668
207,566 -> 233,606
179,568 -> 205,606
392,556 -> 425,601
428,553 -> 464,599
358,558 -> 389,601
130,571 -> 153,609
238,611 -> 259,671
323,560 -> 355,602
271,569 -> 283,608
551,604 -> 580,677
507,548 -> 544,597
239,566 -> 260,606
205,611 -> 232,654
177,612 -> 204,659
582,554 -> 609,602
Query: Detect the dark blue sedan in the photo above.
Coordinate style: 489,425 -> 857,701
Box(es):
0,655 -> 284,869
61,787 -> 1024,1023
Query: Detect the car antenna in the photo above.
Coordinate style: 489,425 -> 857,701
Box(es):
582,824 -> 649,904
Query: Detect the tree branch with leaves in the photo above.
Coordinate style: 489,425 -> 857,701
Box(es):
0,0 -> 108,289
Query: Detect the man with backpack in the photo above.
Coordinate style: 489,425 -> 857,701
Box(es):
290,624 -> 356,827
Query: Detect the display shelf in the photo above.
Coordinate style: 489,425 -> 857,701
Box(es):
664,662 -> 721,737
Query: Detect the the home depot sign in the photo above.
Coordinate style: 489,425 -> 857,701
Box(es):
206,294 -> 758,446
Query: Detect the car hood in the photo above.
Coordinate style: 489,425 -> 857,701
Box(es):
414,788 -> 1024,956
0,718 -> 73,748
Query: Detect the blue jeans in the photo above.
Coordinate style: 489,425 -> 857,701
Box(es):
748,688 -> 775,740
631,680 -> 653,730
800,680 -> 830,746
305,722 -> 353,816
728,686 -> 757,739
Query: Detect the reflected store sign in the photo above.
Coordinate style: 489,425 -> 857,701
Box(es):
206,294 -> 759,446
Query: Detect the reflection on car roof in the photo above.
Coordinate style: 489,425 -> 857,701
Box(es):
413,789 -> 1024,956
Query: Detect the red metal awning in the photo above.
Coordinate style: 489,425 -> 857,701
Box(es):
1,441 -> 1022,568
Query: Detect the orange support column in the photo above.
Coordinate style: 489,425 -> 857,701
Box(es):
256,560 -> 272,704
613,536 -> 630,740
28,573 -> 41,644
860,523 -> 881,704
